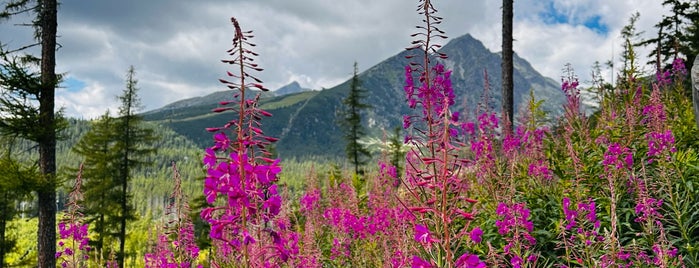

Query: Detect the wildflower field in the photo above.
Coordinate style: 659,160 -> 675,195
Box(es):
52,0 -> 699,267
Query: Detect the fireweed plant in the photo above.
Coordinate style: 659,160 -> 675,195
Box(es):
199,17 -> 297,267
401,0 -> 483,267
56,164 -> 90,268
549,55 -> 690,267
144,163 -> 201,267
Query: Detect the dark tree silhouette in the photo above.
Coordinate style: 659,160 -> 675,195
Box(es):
502,0 -> 514,130
640,0 -> 699,71
340,62 -> 371,176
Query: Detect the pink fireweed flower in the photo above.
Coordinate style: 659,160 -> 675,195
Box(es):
671,57 -> 687,77
213,132 -> 230,150
646,130 -> 676,163
528,160 -> 552,180
502,125 -> 523,155
495,202 -> 537,266
403,115 -> 413,129
656,70 -> 672,87
643,85 -> 667,132
461,121 -> 476,136
602,142 -> 634,171
477,112 -> 499,133
634,197 -> 664,223
414,224 -> 437,244
562,197 -> 577,231
454,252 -> 486,268
578,199 -> 600,229
405,66 -> 416,107
300,188 -> 321,212
469,227 -> 483,243
412,255 -> 434,268
199,17 -> 297,266
404,63 -> 456,122
56,166 -> 90,267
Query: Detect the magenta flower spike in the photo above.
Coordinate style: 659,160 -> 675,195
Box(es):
198,17 -> 296,267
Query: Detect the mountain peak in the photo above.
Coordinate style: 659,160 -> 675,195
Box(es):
441,33 -> 491,55
275,81 -> 310,96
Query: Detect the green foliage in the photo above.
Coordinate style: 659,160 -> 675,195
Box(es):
70,112 -> 121,259
387,126 -> 406,176
4,217 -> 37,267
0,138 -> 36,266
0,53 -> 67,153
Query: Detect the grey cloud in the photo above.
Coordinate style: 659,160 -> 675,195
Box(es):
0,0 -> 672,118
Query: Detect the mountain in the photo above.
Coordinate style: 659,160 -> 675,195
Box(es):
142,81 -> 311,119
143,34 -> 565,158
274,81 -> 312,96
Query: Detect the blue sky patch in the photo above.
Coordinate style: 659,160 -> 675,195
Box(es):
582,15 -> 608,34
62,77 -> 86,92
540,2 -> 608,35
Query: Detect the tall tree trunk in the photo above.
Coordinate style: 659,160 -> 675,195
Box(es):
118,107 -> 132,268
37,0 -> 58,267
97,213 -> 104,264
1,199 -> 6,268
692,55 -> 699,131
119,162 -> 126,268
502,0 -> 514,131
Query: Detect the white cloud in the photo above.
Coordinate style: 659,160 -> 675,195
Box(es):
56,81 -> 117,120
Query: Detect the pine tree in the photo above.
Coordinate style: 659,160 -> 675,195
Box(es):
340,62 -> 371,176
113,66 -> 156,268
0,1 -> 59,266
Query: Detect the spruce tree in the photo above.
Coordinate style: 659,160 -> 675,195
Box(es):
71,112 -> 121,262
340,62 -> 371,176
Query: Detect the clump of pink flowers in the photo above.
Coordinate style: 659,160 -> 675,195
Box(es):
493,202 -> 537,267
144,163 -> 201,267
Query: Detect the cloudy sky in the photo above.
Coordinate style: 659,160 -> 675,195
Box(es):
0,0 -> 666,119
